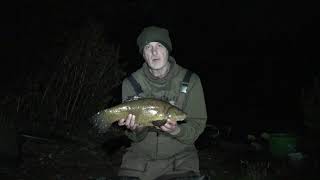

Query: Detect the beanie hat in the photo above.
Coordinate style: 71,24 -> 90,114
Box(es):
136,26 -> 172,54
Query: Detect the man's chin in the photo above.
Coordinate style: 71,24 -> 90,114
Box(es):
149,64 -> 164,70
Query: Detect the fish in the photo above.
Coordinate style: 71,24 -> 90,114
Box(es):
91,98 -> 187,133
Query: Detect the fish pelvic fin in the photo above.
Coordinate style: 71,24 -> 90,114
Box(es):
90,111 -> 111,133
151,120 -> 167,127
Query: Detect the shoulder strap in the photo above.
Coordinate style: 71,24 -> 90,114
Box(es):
176,70 -> 193,109
180,70 -> 193,93
127,75 -> 143,95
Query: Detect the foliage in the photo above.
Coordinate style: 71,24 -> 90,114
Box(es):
15,19 -> 126,137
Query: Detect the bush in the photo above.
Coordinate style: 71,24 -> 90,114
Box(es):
16,19 -> 126,138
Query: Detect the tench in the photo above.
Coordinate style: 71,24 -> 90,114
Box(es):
91,98 -> 187,133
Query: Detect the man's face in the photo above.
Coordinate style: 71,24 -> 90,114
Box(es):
143,42 -> 169,70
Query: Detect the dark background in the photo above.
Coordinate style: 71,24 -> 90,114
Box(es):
1,0 -> 319,133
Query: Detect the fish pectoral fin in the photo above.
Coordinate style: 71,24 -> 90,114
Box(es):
151,120 -> 167,127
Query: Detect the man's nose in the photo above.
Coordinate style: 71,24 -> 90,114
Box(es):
151,47 -> 158,55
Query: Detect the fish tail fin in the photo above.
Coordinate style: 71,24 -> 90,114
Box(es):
90,111 -> 111,133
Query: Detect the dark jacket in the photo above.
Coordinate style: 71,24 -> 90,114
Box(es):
121,57 -> 207,159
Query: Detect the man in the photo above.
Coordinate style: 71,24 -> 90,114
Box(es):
117,26 -> 207,180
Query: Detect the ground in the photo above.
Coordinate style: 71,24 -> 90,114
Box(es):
1,127 -> 319,180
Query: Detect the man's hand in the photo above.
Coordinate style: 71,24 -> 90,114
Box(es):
160,119 -> 181,135
118,114 -> 144,131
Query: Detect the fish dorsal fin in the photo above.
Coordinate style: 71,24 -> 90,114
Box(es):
122,95 -> 142,103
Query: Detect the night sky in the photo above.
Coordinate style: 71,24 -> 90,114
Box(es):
2,0 -> 320,132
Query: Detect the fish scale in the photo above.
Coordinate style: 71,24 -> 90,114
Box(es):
91,98 -> 187,133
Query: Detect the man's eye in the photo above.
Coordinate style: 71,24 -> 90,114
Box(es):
145,45 -> 151,49
157,44 -> 163,47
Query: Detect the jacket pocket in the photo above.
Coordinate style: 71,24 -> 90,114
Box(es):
173,150 -> 199,172
120,151 -> 148,172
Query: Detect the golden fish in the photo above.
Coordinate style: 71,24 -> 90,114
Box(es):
91,98 -> 187,133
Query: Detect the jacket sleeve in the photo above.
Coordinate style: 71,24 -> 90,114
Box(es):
171,74 -> 208,144
122,78 -> 149,142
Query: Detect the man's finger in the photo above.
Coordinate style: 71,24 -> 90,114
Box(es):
125,114 -> 132,127
165,122 -> 176,129
166,119 -> 177,126
163,123 -> 171,129
130,115 -> 136,128
161,125 -> 170,132
118,118 -> 125,126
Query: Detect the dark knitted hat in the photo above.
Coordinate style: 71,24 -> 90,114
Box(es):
137,26 -> 172,54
